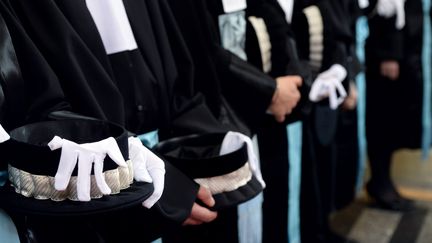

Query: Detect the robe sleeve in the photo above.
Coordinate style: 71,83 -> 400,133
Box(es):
0,1 -> 69,131
7,0 -> 126,125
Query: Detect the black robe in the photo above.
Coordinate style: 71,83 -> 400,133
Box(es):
0,2 -> 70,181
290,1 -> 357,242
365,0 -> 424,151
167,0 -> 278,137
0,3 -> 68,132
239,0 -> 311,242
1,0 -> 211,242
162,0 -> 289,242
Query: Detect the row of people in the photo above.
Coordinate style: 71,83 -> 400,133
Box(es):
0,0 -> 425,242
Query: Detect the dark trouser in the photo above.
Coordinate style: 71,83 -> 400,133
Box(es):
334,109 -> 359,210
365,57 -> 422,193
162,207 -> 239,243
300,112 -> 337,243
257,119 -> 289,243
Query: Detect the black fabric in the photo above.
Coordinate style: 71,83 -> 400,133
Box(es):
241,2 -> 293,241
154,133 -> 263,209
162,1 -> 278,241
163,206 -> 239,243
0,9 -> 24,130
167,94 -> 232,137
6,119 -> 128,176
10,204 -> 174,243
0,119 -> 155,216
301,118 -> 337,243
367,145 -> 394,193
334,109 -> 359,210
246,0 -> 313,123
154,134 -> 248,178
0,1 -> 69,131
211,175 -> 262,209
167,0 -> 277,136
292,2 -> 358,242
0,1 -> 69,170
0,181 -> 153,217
6,0 -> 126,125
2,0 -> 202,224
257,121 -> 290,243
292,0 -> 353,97
154,162 -> 200,223
313,105 -> 339,146
53,0 -> 226,139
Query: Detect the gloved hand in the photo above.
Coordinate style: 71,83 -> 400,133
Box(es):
219,131 -> 266,188
48,136 -> 128,201
128,137 -> 165,208
309,64 -> 348,110
376,0 -> 406,29
0,124 -> 10,143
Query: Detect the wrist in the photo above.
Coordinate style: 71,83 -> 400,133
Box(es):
272,82 -> 280,104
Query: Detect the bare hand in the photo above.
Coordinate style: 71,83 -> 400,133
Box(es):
182,186 -> 218,226
380,60 -> 399,80
268,75 -> 302,123
342,81 -> 358,110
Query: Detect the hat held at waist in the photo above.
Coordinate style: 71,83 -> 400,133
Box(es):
154,132 -> 264,209
0,119 -> 153,216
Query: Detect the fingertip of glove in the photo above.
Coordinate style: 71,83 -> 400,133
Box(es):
48,136 -> 63,150
142,199 -> 155,209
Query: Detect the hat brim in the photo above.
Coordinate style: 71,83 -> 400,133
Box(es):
212,174 -> 262,210
0,181 -> 153,217
155,133 -> 263,209
0,118 -> 154,217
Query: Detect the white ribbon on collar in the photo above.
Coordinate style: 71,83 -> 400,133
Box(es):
221,0 -> 247,13
86,0 -> 138,54
309,64 -> 348,110
277,0 -> 294,24
219,131 -> 266,188
0,124 -> 10,143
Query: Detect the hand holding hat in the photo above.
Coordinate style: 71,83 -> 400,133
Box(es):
309,64 -> 348,110
128,137 -> 165,208
48,136 -> 128,201
376,0 -> 406,29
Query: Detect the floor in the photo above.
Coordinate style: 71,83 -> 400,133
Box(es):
331,149 -> 432,243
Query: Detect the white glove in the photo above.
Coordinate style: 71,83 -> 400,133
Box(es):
219,131 -> 266,188
128,137 -> 165,208
376,0 -> 406,29
309,64 -> 348,110
0,124 -> 10,143
48,136 -> 128,201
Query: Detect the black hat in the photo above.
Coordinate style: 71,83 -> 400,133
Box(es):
154,133 -> 263,209
0,119 -> 153,216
